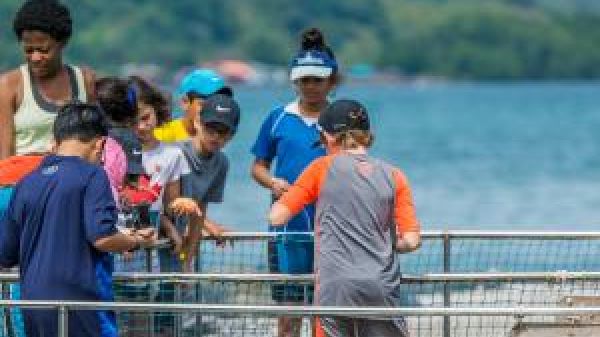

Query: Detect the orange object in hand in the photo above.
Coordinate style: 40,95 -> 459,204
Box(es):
0,155 -> 44,186
169,197 -> 201,216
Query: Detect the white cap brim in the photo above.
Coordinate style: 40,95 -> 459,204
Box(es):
290,66 -> 333,81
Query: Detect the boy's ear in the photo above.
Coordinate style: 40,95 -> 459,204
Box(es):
85,136 -> 106,164
190,98 -> 203,112
94,137 -> 106,154
192,115 -> 203,133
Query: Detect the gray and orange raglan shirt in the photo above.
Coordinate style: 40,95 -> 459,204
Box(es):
278,152 -> 419,336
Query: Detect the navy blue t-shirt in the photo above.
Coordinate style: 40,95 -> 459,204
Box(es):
0,155 -> 119,337
251,102 -> 325,232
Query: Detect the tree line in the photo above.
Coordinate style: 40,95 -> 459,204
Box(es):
1,0 -> 599,79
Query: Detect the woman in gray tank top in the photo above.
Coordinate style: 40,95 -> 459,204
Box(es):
0,0 -> 96,161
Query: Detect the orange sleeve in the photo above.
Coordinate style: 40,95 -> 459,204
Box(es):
0,155 -> 44,186
393,169 -> 420,235
278,155 -> 334,216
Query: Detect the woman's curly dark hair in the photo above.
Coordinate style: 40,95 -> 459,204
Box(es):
13,1 -> 72,43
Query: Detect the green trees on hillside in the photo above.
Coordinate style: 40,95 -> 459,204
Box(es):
1,0 -> 599,79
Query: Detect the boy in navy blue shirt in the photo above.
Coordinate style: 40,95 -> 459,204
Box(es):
0,103 -> 155,337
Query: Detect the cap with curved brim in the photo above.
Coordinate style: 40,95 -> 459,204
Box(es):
290,66 -> 333,81
318,99 -> 370,134
200,94 -> 241,134
177,69 -> 232,98
109,127 -> 145,175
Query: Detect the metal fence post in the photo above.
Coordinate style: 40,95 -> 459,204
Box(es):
175,285 -> 183,337
1,280 -> 15,337
194,242 -> 203,335
146,248 -> 153,273
443,231 -> 451,337
58,305 -> 68,337
146,248 -> 155,337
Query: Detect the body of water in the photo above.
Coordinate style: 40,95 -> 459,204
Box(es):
209,82 -> 600,231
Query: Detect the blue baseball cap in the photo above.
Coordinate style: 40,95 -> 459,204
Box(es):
177,69 -> 233,98
290,50 -> 338,81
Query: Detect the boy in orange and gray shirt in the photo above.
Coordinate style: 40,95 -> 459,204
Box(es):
269,99 -> 421,337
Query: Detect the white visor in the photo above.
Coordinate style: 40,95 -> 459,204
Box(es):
290,66 -> 333,81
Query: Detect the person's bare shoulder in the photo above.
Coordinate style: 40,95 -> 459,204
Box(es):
0,68 -> 23,111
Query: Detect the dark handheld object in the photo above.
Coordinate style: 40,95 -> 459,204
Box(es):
121,203 -> 151,230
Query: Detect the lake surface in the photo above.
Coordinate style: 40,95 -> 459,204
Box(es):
209,82 -> 600,231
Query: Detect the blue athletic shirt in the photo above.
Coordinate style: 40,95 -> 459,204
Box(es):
251,101 -> 326,232
0,155 -> 119,337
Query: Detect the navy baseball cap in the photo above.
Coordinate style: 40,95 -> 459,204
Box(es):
200,94 -> 241,134
318,99 -> 370,134
290,50 -> 338,81
177,69 -> 233,98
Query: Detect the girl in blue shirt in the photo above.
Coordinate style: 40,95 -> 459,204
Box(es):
250,27 -> 340,337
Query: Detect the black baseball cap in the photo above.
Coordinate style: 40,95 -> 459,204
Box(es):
318,99 -> 370,134
109,127 -> 144,175
200,94 -> 241,134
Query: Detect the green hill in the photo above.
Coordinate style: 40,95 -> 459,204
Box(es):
1,0 -> 600,79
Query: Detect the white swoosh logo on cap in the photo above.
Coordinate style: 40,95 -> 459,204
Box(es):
216,105 -> 231,113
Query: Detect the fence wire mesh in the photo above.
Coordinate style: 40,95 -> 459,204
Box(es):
197,232 -> 600,274
3,231 -> 600,337
5,275 -> 600,337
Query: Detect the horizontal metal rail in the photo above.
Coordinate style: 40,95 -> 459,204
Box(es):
212,230 -> 600,240
402,271 -> 600,282
3,300 -> 600,317
38,230 -> 600,252
3,271 -> 600,283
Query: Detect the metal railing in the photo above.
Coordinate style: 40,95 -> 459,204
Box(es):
197,230 -> 600,273
74,230 -> 600,275
4,230 -> 600,337
4,300 -> 600,337
4,271 -> 600,336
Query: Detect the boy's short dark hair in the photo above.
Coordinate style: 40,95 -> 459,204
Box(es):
54,103 -> 109,143
13,1 -> 72,43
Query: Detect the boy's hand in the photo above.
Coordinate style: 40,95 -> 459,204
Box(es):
270,177 -> 290,198
136,227 -> 157,239
211,228 -> 229,248
133,228 -> 157,248
169,197 -> 202,217
203,221 -> 230,248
